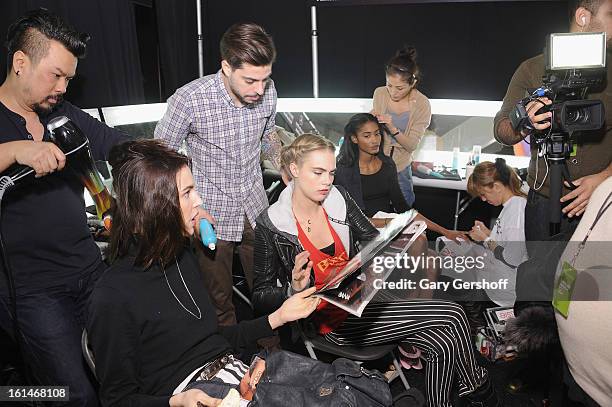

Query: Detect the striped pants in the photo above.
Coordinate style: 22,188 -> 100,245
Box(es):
174,356 -> 248,395
324,300 -> 487,407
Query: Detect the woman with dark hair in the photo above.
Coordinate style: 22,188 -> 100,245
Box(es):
336,113 -> 404,223
466,158 -> 528,306
371,46 -> 431,207
335,113 -> 464,242
253,134 -> 500,407
88,140 -> 319,407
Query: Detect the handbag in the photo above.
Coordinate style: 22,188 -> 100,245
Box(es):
250,350 -> 393,407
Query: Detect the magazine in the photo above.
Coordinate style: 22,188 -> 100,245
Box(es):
315,210 -> 426,316
484,306 -> 516,340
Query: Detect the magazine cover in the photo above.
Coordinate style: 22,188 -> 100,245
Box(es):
316,210 -> 426,316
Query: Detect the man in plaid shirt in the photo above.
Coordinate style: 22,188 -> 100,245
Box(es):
155,23 -> 281,325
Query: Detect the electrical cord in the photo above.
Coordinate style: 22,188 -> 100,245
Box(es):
0,176 -> 20,350
530,91 -> 558,192
0,176 -> 40,399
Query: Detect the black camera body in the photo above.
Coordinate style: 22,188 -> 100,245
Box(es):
510,32 -> 607,139
510,69 -> 605,137
540,69 -> 605,135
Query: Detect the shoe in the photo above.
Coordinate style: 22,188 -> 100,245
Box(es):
464,378 -> 501,407
398,345 -> 421,359
400,355 -> 423,370
399,345 -> 423,370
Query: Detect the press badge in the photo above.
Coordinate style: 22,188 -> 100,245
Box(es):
552,261 -> 578,318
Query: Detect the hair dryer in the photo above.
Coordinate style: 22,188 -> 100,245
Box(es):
47,116 -> 113,222
0,116 -> 112,224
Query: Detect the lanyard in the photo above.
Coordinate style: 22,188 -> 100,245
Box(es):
570,191 -> 612,267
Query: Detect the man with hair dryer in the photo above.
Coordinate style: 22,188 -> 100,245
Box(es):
0,9 -> 126,406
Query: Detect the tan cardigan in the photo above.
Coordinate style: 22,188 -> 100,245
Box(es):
555,176 -> 612,406
371,86 -> 431,172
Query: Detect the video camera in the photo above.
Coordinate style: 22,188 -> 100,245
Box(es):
509,32 -> 607,236
510,32 -> 607,137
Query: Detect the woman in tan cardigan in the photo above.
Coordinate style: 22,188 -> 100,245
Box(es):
372,46 -> 431,207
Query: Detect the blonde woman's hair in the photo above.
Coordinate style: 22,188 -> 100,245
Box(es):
467,158 -> 526,198
280,133 -> 336,180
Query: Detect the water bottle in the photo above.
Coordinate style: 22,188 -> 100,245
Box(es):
472,145 -> 482,165
416,164 -> 444,179
199,219 -> 217,250
452,147 -> 460,171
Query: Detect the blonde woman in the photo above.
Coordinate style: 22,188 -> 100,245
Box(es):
253,134 -> 499,407
467,158 -> 528,307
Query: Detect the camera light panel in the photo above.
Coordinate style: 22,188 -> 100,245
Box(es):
549,32 -> 606,70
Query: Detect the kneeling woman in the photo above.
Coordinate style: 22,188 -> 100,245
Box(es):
466,159 -> 528,307
88,140 -> 319,407
252,134 -> 498,407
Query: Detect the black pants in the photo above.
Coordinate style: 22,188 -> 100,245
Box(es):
0,262 -> 105,406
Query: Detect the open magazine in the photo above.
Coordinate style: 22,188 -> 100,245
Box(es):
315,209 -> 427,316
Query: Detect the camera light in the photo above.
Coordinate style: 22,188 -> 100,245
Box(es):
548,32 -> 606,70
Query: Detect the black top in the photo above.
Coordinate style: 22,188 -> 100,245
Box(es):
88,247 -> 274,407
334,156 -> 409,218
360,165 -> 409,217
320,242 -> 335,256
0,101 -> 127,292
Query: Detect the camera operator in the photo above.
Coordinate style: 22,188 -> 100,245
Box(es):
494,0 -> 612,243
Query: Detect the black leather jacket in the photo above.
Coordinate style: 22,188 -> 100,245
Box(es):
252,184 -> 378,316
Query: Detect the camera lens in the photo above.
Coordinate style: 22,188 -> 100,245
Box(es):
566,108 -> 589,124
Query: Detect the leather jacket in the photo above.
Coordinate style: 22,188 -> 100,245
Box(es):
252,182 -> 378,316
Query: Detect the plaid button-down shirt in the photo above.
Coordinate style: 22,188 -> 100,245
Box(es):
154,70 -> 277,241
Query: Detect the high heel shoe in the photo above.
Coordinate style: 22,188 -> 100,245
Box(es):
398,345 -> 421,359
398,345 -> 423,370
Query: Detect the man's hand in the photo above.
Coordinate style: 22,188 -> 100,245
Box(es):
561,170 -> 611,217
14,141 -> 66,178
194,206 -> 216,236
523,97 -> 552,134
